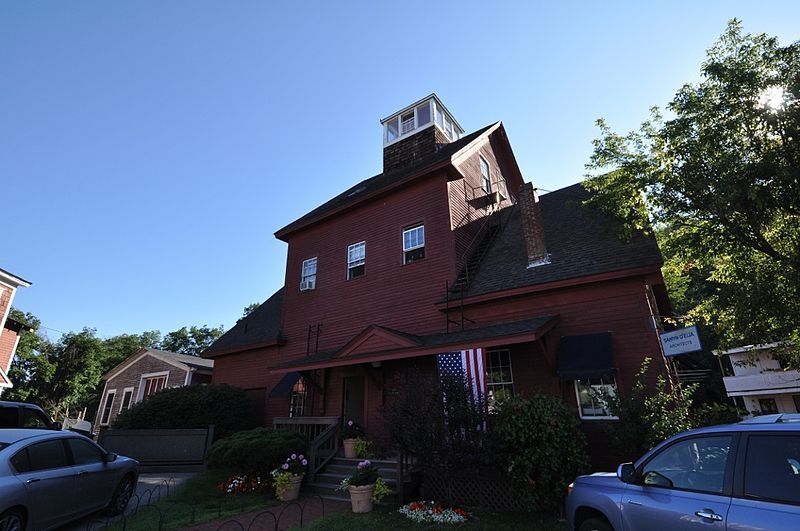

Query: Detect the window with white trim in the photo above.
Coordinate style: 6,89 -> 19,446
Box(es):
575,375 -> 618,419
385,101 -> 434,144
402,225 -> 425,264
100,389 -> 116,425
300,257 -> 317,291
347,241 -> 366,279
119,387 -> 134,412
289,378 -> 307,417
486,349 -> 514,408
141,374 -> 168,400
480,156 -> 492,193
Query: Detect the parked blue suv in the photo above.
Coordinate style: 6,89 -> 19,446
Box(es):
566,414 -> 800,530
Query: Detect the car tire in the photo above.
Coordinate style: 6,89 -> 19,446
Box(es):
578,517 -> 614,531
106,474 -> 135,515
0,508 -> 25,531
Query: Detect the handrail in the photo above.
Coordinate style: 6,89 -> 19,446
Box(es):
307,422 -> 340,483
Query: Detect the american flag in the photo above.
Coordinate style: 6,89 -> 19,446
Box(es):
436,349 -> 487,403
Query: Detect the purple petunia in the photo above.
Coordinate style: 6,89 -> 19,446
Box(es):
348,420 -> 353,426
291,453 -> 297,460
282,463 -> 289,470
299,454 -> 304,460
302,459 -> 308,466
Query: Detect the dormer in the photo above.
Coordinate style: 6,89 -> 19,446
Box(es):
381,94 -> 465,174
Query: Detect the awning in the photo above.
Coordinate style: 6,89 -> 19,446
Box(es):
269,372 -> 301,397
556,332 -> 615,379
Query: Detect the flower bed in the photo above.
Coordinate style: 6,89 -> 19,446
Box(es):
399,501 -> 470,524
216,474 -> 267,495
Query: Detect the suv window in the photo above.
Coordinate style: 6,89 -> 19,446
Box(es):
744,434 -> 800,505
20,407 -> 50,429
642,435 -> 731,494
0,407 -> 18,428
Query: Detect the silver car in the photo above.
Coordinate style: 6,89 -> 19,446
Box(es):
0,429 -> 138,530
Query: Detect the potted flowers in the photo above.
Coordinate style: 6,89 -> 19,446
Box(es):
337,459 -> 391,513
271,452 -> 307,501
341,419 -> 364,459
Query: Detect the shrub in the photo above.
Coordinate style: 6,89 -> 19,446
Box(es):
113,384 -> 257,441
207,427 -> 306,475
493,395 -> 589,513
695,402 -> 742,427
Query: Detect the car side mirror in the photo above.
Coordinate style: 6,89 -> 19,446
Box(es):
104,452 -> 118,463
643,470 -> 673,488
617,463 -> 637,484
51,421 -> 63,431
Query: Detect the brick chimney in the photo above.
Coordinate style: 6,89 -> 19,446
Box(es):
381,94 -> 463,174
518,182 -> 550,268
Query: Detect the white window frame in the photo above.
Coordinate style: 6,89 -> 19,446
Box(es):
100,389 -> 117,426
384,100 -> 435,146
300,257 -> 317,291
289,378 -> 307,418
119,387 -> 134,413
402,224 -> 425,264
347,241 -> 366,279
137,371 -> 170,402
486,349 -> 514,408
480,155 -> 492,193
574,376 -> 619,420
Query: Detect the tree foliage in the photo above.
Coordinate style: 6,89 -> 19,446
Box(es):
5,308 -> 225,420
161,325 -> 224,356
585,20 -> 800,362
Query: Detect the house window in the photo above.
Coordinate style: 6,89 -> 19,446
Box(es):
794,395 -> 800,413
301,257 -> 317,291
100,390 -> 116,425
575,376 -> 618,419
480,156 -> 491,192
347,241 -> 366,279
140,373 -> 168,400
403,225 -> 425,264
486,349 -> 514,407
384,101 -> 434,144
119,387 -> 134,412
289,378 -> 307,417
759,398 -> 779,414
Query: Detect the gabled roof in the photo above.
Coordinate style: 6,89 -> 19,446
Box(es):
202,288 -> 284,358
270,316 -> 558,373
0,267 -> 31,288
275,123 -> 498,239
457,183 -> 663,299
103,348 -> 213,381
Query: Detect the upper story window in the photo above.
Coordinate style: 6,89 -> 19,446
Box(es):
140,372 -> 168,401
480,156 -> 492,192
382,95 -> 462,146
289,378 -> 307,417
347,241 -> 366,279
301,257 -> 317,291
403,225 -> 425,264
575,375 -> 618,419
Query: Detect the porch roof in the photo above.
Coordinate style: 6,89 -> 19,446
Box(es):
269,315 -> 558,374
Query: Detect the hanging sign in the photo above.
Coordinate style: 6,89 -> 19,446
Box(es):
659,325 -> 703,357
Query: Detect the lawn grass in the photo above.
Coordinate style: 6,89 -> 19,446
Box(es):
294,504 -> 567,530
108,469 -> 279,530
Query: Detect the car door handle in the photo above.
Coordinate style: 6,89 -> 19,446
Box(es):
695,510 -> 723,522
26,478 -> 40,484
627,500 -> 642,506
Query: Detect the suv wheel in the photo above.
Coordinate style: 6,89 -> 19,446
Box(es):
0,508 -> 25,531
106,475 -> 135,515
578,517 -> 613,531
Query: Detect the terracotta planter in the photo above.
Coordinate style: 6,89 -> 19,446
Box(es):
348,483 -> 375,513
343,438 -> 357,458
279,474 -> 304,502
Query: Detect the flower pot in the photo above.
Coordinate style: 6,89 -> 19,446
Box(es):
280,474 -> 304,502
348,483 -> 375,513
343,438 -> 357,458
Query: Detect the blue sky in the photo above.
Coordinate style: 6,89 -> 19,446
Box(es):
2,1 -> 798,340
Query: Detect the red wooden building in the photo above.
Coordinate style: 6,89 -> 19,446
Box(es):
203,95 -> 670,466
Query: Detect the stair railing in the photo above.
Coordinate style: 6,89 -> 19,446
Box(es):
307,421 -> 340,483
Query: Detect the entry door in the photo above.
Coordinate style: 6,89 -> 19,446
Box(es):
343,376 -> 365,426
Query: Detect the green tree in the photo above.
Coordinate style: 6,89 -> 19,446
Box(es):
585,20 -> 800,362
242,302 -> 260,317
161,325 -> 224,356
5,309 -> 55,406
